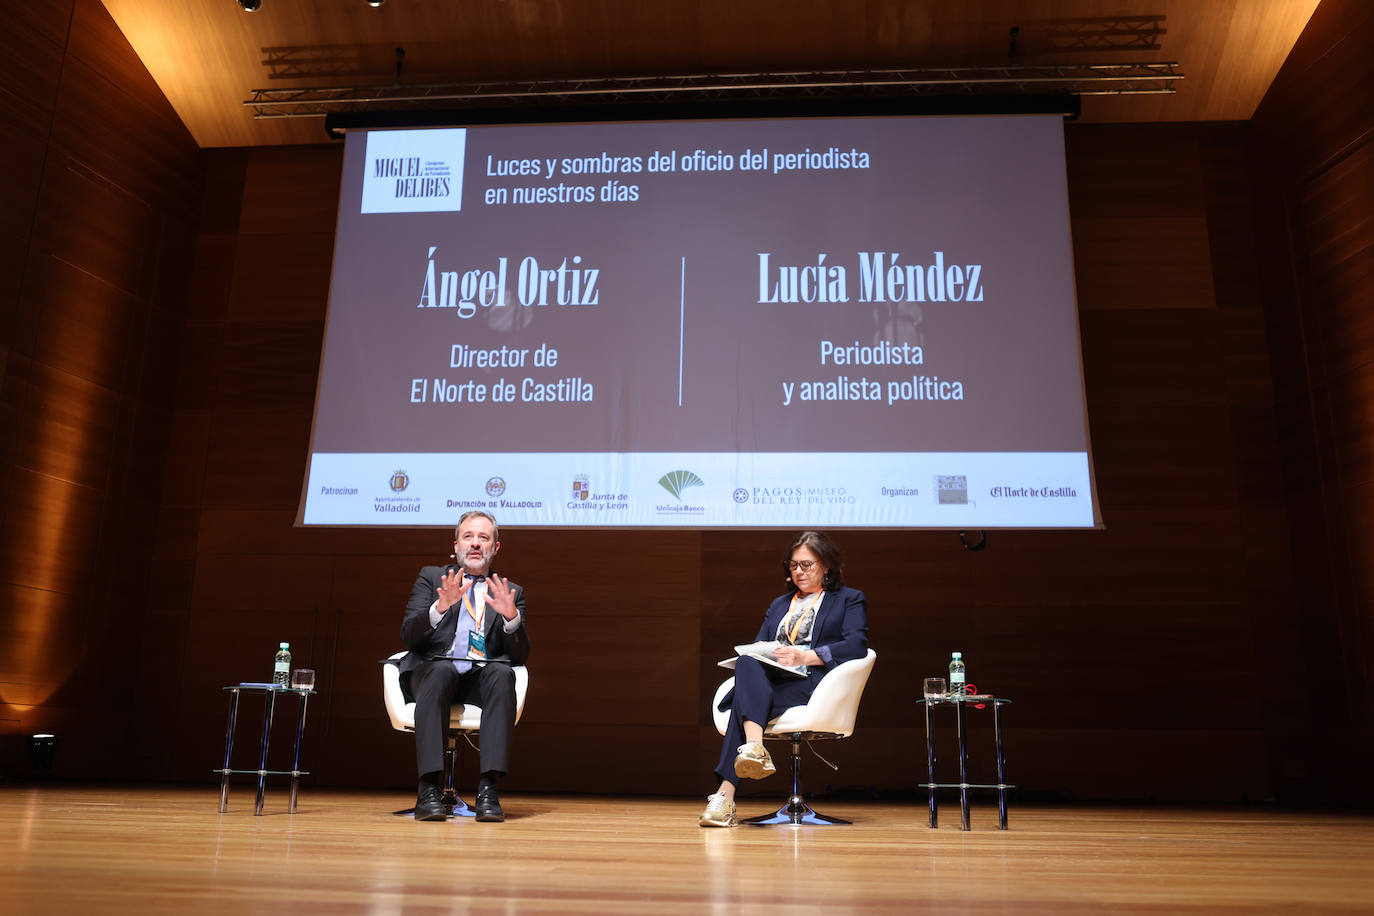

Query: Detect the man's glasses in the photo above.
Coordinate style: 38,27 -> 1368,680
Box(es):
788,560 -> 817,572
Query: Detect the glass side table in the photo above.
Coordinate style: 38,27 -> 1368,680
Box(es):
215,684 -> 315,815
917,695 -> 1012,830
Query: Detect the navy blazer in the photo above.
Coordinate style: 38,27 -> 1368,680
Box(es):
395,564 -> 531,702
752,585 -> 869,672
715,585 -> 869,712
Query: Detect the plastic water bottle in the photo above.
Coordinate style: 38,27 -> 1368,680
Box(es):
273,642 -> 291,687
949,651 -> 966,698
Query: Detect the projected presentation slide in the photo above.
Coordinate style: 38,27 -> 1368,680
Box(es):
298,114 -> 1099,528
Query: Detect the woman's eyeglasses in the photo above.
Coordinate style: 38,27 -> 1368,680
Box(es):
788,560 -> 817,572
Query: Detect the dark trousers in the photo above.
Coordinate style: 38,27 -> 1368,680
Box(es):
714,656 -> 819,786
410,659 -> 516,778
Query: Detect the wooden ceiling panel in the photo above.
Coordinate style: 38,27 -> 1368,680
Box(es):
96,1 -> 1321,149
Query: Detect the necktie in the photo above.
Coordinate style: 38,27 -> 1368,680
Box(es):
451,577 -> 485,673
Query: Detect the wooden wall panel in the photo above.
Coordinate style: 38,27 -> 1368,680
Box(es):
0,0 -> 205,765
226,234 -> 335,323
218,321 -> 323,406
199,406 -> 313,509
1071,216 -> 1217,310
0,582 -> 77,708
1068,126 -> 1218,312
31,158 -> 158,297
238,147 -> 344,236
20,254 -> 143,389
156,411 -> 211,509
527,617 -> 700,727
0,4 -> 67,137
46,62 -> 201,218
184,235 -> 239,323
0,465 -> 105,594
197,509 -> 439,558
1347,483 -> 1374,608
1249,1 -> 1374,179
169,323 -> 228,412
1199,127 -> 1265,314
1069,126 -> 1210,213
1301,142 -> 1374,276
1249,0 -> 1374,802
65,0 -> 179,122
1311,246 -> 1374,374
1327,367 -> 1374,486
0,123 -> 48,339
0,356 -> 121,489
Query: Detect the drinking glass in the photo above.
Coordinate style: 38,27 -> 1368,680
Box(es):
291,668 -> 316,690
923,677 -> 947,699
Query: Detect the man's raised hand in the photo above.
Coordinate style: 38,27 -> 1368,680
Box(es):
486,573 -> 519,621
435,568 -> 471,613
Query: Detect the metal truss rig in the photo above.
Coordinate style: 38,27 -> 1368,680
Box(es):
244,62 -> 1182,119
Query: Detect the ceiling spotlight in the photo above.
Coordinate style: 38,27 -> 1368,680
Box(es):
366,0 -> 387,7
239,0 -> 262,10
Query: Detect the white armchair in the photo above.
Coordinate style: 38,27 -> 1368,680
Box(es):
712,648 -> 877,825
383,651 -> 529,818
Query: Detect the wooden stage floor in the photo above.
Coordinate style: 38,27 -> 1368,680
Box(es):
2,785 -> 1372,913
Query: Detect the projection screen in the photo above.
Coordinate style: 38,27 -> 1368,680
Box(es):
297,113 -> 1101,528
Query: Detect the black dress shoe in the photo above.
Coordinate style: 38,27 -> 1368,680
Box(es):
414,783 -> 447,821
474,785 -> 504,822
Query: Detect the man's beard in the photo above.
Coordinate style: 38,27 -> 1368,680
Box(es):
459,548 -> 492,575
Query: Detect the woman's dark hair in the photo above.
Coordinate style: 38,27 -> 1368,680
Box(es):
782,530 -> 845,591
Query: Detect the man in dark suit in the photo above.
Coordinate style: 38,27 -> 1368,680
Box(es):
398,510 -> 530,822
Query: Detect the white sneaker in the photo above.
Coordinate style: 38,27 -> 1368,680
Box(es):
733,741 -> 776,780
699,793 -> 737,827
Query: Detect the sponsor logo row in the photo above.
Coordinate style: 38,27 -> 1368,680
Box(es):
317,468 -> 1080,517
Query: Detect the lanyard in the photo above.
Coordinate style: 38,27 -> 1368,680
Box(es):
462,582 -> 485,630
784,591 -> 823,644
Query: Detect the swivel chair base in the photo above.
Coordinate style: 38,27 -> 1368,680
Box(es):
393,795 -> 477,819
743,794 -> 851,826
393,733 -> 477,818
741,733 -> 851,826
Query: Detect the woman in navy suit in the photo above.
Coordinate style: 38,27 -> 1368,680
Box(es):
700,530 -> 869,827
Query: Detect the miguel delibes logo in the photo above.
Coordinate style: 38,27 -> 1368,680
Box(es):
361,128 -> 466,214
485,476 -> 507,498
389,470 -> 410,493
572,475 -> 590,501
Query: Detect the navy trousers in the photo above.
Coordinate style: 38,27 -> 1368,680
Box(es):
410,659 -> 516,778
714,656 -> 820,786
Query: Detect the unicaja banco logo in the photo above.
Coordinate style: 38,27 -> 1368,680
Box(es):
658,469 -> 704,501
389,470 -> 410,493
